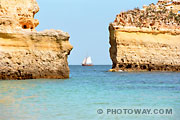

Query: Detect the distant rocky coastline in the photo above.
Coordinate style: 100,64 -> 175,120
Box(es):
0,0 -> 73,79
109,0 -> 180,72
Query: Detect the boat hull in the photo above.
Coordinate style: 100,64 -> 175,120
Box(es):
82,64 -> 93,66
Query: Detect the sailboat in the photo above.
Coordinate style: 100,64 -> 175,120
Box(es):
82,56 -> 93,66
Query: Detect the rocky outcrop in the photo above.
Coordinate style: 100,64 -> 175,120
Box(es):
109,25 -> 180,72
109,1 -> 180,72
0,0 -> 39,31
0,0 -> 73,80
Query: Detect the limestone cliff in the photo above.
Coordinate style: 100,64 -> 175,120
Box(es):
0,0 -> 73,79
109,1 -> 180,72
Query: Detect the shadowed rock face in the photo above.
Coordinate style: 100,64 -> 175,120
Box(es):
0,0 -> 73,80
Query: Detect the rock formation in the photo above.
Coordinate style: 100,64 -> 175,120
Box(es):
0,0 -> 73,79
109,1 -> 180,72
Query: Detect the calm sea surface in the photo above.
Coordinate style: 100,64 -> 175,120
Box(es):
0,65 -> 180,120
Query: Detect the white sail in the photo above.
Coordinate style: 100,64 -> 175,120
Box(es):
82,58 -> 87,64
86,56 -> 92,64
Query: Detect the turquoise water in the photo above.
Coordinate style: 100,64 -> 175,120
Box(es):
0,65 -> 180,120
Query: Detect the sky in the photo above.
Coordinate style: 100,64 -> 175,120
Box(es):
36,0 -> 157,65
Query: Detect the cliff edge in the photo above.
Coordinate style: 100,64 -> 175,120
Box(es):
109,0 -> 180,72
0,0 -> 73,79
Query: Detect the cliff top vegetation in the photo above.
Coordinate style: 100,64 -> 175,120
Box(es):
113,1 -> 180,30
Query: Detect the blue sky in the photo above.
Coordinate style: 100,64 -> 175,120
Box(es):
36,0 -> 157,65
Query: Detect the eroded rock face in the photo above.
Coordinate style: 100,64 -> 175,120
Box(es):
0,0 -> 39,31
109,1 -> 180,72
109,24 -> 180,72
0,0 -> 73,79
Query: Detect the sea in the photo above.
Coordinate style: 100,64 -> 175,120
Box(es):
0,65 -> 180,120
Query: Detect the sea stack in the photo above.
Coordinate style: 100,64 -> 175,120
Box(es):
0,0 -> 73,79
109,0 -> 180,72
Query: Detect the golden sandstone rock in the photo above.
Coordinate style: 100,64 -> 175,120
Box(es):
0,0 -> 73,80
109,1 -> 180,72
0,0 -> 39,31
